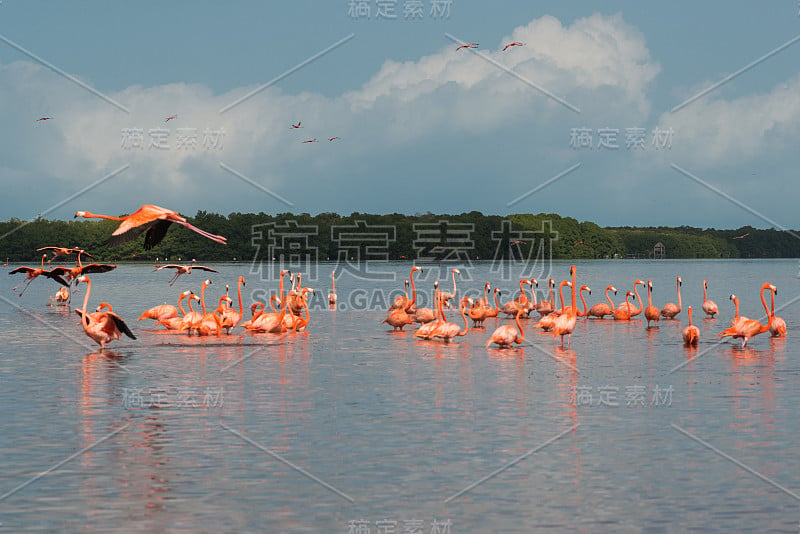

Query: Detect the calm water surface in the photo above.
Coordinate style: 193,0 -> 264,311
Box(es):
1,260 -> 798,532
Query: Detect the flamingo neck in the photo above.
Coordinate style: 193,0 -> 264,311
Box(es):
558,281 -> 567,309
519,279 -> 527,301
579,288 -> 588,316
332,272 -> 336,293
647,284 -> 653,307
676,279 -> 682,310
237,279 -> 244,318
80,278 -> 92,324
178,293 -> 188,316
484,284 -> 489,304
187,297 -> 196,313
530,283 -> 537,306
548,281 -> 554,303
201,284 -> 209,314
459,298 -> 469,335
688,307 -> 693,326
703,281 -> 707,301
493,290 -> 500,311
733,297 -> 739,318
83,212 -> 125,221
451,271 -> 457,296
760,283 -> 771,319
409,269 -> 418,306
570,268 -> 577,313
514,309 -> 524,344
632,283 -> 643,313
606,288 -> 615,310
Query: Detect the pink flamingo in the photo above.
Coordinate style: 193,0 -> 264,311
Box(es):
153,259 -> 218,286
613,292 -> 636,321
36,117 -> 53,122
717,283 -> 773,348
302,139 -> 318,143
74,275 -> 135,349
291,121 -> 302,129
439,268 -> 461,308
154,291 -> 196,330
389,266 -> 422,313
456,43 -> 479,51
220,276 -> 246,333
536,279 -> 555,316
413,281 -> 439,324
75,205 -> 227,249
660,276 -> 682,319
644,280 -> 660,327
768,285 -> 786,337
486,307 -> 526,349
432,296 -> 472,342
165,115 -> 177,122
587,285 -> 616,319
552,265 -> 578,347
682,306 -> 699,346
702,280 -> 718,318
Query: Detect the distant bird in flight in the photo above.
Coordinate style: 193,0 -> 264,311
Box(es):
36,117 -> 53,122
291,122 -> 302,129
36,246 -> 93,264
732,232 -> 750,239
574,241 -> 588,247
303,139 -> 318,143
153,259 -> 218,286
503,42 -> 524,51
328,137 -> 340,141
74,204 -> 228,250
165,115 -> 178,122
510,240 -> 526,246
456,43 -> 479,51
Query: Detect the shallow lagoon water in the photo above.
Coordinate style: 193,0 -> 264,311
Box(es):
0,259 -> 798,532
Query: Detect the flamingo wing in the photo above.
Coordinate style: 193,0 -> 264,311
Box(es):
42,271 -> 70,286
143,219 -> 175,249
9,267 -> 35,275
109,313 -> 137,339
81,264 -> 117,275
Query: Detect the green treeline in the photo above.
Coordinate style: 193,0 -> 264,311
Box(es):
0,211 -> 796,262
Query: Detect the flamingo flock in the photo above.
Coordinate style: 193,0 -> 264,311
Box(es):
5,231 -> 789,353
380,265 -> 788,350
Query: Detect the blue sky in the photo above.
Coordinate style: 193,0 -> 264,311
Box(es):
1,1 -> 798,229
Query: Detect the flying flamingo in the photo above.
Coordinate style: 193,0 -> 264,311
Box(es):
153,259 -> 218,286
644,280 -> 660,327
716,284 -> 774,348
328,137 -> 339,141
613,292 -> 636,321
701,280 -> 718,318
660,276 -> 682,319
36,117 -> 53,122
503,41 -> 524,51
9,254 -> 69,296
165,115 -> 177,122
291,122 -> 302,129
587,285 -> 616,319
768,284 -> 786,337
552,266 -> 578,347
302,139 -> 318,143
36,246 -> 93,264
456,43 -> 479,51
74,204 -> 228,249
486,306 -> 526,349
439,268 -> 461,308
432,296 -> 472,342
536,279 -> 555,316
49,252 -> 117,297
732,232 -> 750,239
682,306 -> 700,346
573,241 -> 588,247
73,275 -> 135,349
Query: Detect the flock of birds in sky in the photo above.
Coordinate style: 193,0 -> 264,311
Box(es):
5,204 -> 786,353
